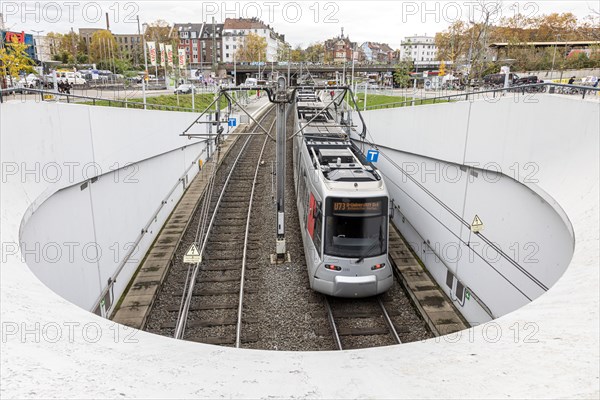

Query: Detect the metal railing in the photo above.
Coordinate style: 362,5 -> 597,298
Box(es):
362,82 -> 600,111
0,87 -> 218,113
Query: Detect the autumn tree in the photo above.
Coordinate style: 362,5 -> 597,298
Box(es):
305,43 -> 324,63
435,21 -> 471,65
46,31 -> 87,64
393,60 -> 413,88
89,30 -> 118,64
276,42 -> 291,62
144,20 -> 175,44
291,45 -> 305,62
236,33 -> 267,62
0,36 -> 35,85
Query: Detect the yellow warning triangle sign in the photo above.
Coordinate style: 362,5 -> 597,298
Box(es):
471,215 -> 484,233
186,244 -> 200,257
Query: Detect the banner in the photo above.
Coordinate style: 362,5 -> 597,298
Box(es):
159,43 -> 166,67
166,45 -> 174,68
147,41 -> 157,66
178,49 -> 186,69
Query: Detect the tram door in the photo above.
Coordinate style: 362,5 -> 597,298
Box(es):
307,193 -> 323,259
307,194 -> 316,239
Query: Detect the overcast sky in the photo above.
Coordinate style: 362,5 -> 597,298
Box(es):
2,1 -> 598,48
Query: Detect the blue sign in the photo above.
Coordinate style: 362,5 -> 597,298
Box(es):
366,149 -> 379,163
228,118 -> 237,127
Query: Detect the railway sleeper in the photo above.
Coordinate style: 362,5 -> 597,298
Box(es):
160,317 -> 257,330
171,287 -> 258,296
166,301 -> 253,312
187,334 -> 259,345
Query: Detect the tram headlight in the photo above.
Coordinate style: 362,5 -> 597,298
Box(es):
325,264 -> 341,271
371,263 -> 385,271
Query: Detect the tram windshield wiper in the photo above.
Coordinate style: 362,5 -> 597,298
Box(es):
356,226 -> 383,263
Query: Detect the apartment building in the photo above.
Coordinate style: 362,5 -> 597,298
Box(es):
400,34 -> 438,62
171,22 -> 224,68
221,18 -> 285,63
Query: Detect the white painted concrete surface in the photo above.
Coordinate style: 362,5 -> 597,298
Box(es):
1,95 -> 598,399
2,101 -> 235,316
354,95 -> 594,323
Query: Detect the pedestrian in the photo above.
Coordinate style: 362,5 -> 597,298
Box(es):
330,90 -> 335,100
568,76 -> 576,85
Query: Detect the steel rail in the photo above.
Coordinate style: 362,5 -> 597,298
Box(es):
324,296 -> 343,350
235,118 -> 276,348
377,297 -> 402,344
174,105 -> 276,339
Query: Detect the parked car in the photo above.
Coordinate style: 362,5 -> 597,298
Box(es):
174,84 -> 193,94
512,75 -> 547,92
127,76 -> 143,84
483,73 -> 519,87
18,74 -> 41,88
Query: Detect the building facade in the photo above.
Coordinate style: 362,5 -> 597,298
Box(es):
400,35 -> 438,62
171,22 -> 223,69
324,29 -> 356,63
221,18 -> 285,63
1,30 -> 36,59
359,42 -> 395,63
79,28 -> 143,63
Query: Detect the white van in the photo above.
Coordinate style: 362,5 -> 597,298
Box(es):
57,71 -> 87,85
243,78 -> 258,86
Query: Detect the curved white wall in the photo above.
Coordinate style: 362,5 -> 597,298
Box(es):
4,101 -> 228,316
1,95 -> 598,398
354,94 -> 596,322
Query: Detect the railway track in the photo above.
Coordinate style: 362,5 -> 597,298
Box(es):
144,99 -> 433,350
322,294 -> 404,350
145,106 -> 276,346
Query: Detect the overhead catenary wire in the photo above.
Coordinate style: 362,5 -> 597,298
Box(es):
174,105 -> 277,340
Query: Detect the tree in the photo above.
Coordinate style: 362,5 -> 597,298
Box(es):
45,31 -> 87,65
305,43 -> 324,63
439,61 -> 446,76
0,36 -> 35,85
277,42 -> 291,62
89,30 -> 117,64
291,45 -> 305,62
393,60 -> 413,88
435,21 -> 471,65
144,20 -> 173,44
236,33 -> 267,62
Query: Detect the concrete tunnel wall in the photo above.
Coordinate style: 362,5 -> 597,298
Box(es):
1,94 -> 598,398
5,101 -> 235,316
353,94 -> 597,323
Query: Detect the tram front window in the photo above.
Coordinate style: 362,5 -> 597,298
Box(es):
324,197 -> 388,258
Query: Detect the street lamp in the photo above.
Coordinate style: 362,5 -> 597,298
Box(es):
551,34 -> 561,81
467,19 -> 475,76
138,17 -> 148,109
31,29 -> 45,88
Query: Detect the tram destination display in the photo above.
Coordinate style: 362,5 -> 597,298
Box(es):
331,198 -> 385,214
